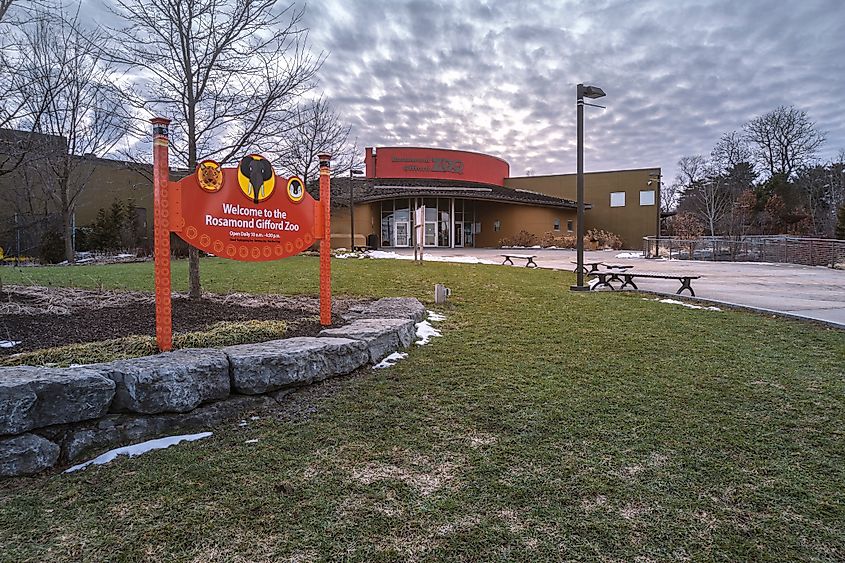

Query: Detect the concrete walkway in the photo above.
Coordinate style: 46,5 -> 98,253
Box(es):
377,247 -> 845,328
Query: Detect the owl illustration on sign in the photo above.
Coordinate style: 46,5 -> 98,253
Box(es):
237,154 -> 275,203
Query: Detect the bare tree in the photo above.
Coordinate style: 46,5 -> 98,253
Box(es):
0,0 -> 14,22
676,156 -> 731,236
16,6 -> 128,262
743,105 -> 826,180
0,1 -> 58,176
106,0 -> 322,297
695,168 -> 732,237
711,130 -> 752,173
274,96 -> 362,182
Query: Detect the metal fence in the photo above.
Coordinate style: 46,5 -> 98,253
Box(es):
0,213 -> 63,263
643,235 -> 845,267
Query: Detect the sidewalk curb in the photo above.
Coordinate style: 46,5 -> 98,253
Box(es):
636,290 -> 845,331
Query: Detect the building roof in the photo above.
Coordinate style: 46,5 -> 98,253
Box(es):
308,177 -> 586,209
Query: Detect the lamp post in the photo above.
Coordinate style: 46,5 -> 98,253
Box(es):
349,168 -> 364,249
571,83 -> 606,291
648,172 -> 661,258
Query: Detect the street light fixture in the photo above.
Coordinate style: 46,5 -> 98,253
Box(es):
648,172 -> 662,258
571,83 -> 606,292
349,168 -> 364,249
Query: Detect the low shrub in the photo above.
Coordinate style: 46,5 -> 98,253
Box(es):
536,229 -> 623,249
499,230 -> 538,247
539,232 -> 577,248
0,320 -> 288,367
585,228 -> 624,250
39,231 -> 66,264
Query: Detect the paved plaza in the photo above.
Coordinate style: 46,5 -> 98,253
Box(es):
379,247 -> 845,328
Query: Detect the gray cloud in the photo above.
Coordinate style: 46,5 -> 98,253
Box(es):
302,0 -> 845,182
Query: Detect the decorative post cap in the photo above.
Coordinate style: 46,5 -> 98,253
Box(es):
318,153 -> 331,168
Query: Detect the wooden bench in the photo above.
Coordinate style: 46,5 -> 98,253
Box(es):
589,272 -> 701,296
502,254 -> 538,268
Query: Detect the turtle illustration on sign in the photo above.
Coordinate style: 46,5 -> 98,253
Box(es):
238,154 -> 275,203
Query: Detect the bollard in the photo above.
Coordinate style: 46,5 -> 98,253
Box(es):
434,284 -> 451,304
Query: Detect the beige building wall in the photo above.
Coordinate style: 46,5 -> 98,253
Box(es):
330,203 -> 379,249
505,168 -> 660,249
473,201 -> 577,247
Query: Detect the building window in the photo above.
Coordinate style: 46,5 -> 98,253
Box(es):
553,218 -> 560,231
639,190 -> 655,206
610,191 -> 626,207
494,220 -> 501,232
567,220 -> 573,232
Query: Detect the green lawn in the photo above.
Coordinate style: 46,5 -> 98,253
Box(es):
1,257 -> 844,561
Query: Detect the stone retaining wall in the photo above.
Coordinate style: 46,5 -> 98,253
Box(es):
0,298 -> 426,478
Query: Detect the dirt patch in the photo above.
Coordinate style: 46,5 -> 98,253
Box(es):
0,286 -> 367,354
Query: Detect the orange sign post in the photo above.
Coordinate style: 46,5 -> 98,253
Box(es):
318,154 -> 331,326
150,118 -> 331,352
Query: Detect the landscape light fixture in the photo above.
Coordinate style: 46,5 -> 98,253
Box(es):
571,83 -> 607,292
349,168 -> 364,249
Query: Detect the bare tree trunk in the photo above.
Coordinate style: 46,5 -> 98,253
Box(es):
59,165 -> 75,263
63,208 -> 74,263
188,248 -> 201,298
187,113 -> 201,298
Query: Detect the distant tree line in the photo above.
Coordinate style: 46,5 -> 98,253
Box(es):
666,105 -> 845,239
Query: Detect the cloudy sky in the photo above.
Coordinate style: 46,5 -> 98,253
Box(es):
298,0 -> 845,182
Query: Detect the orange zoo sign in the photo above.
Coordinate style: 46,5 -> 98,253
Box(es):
151,118 -> 332,352
172,158 -> 318,261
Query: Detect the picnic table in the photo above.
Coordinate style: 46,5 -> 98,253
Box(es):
502,254 -> 538,268
570,261 -> 603,274
571,262 -> 634,274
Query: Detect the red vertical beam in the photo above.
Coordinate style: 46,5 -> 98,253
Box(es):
151,117 -> 173,351
319,153 -> 332,326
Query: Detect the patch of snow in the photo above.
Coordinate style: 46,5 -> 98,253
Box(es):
588,278 -> 600,289
238,420 -> 248,427
116,253 -> 135,259
373,351 -> 408,369
64,432 -> 212,473
0,340 -> 21,348
615,252 -> 643,259
426,310 -> 446,322
415,320 -> 442,345
250,416 -> 260,420
245,439 -> 259,444
644,298 -> 721,311
363,250 -> 497,265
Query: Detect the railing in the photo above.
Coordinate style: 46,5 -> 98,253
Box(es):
643,235 -> 845,267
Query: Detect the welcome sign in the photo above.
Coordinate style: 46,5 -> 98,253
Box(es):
170,158 -> 318,262
151,117 -> 332,352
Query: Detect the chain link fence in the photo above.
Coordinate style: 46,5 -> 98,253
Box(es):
643,235 -> 845,268
0,213 -> 63,264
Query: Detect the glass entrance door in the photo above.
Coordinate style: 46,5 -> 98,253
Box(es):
454,222 -> 464,247
395,222 -> 410,247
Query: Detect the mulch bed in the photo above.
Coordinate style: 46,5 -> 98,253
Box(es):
0,289 -> 339,354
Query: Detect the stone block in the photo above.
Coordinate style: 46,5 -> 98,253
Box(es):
319,318 -> 415,362
341,297 -> 426,323
0,433 -> 60,477
0,366 -> 115,435
52,395 -> 277,462
94,349 -> 230,415
223,337 -> 369,395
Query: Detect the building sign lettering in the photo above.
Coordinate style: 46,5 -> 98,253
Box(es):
391,156 -> 464,175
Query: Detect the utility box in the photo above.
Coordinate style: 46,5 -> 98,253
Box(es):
434,284 -> 451,304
